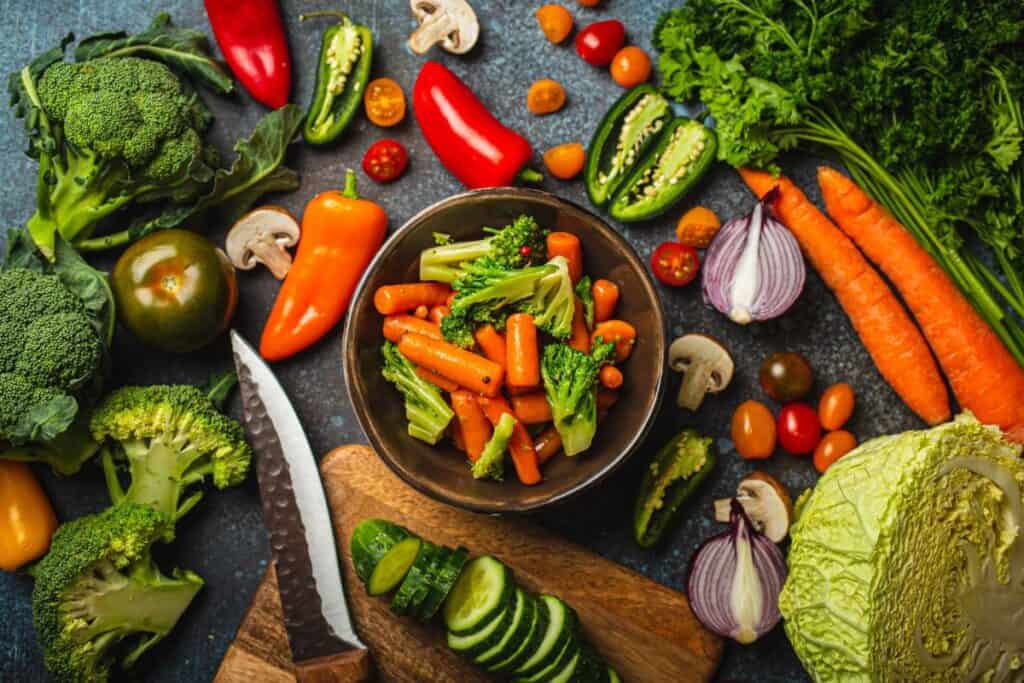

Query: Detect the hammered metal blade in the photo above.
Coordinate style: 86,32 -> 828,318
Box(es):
230,331 -> 366,662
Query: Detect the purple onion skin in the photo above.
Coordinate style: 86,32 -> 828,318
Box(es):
687,500 -> 787,644
702,197 -> 806,324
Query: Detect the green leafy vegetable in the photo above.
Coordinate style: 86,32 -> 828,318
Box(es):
472,412 -> 516,481
541,341 -> 615,456
380,342 -> 454,445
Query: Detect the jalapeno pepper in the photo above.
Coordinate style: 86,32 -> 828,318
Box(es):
414,61 -> 541,189
609,119 -> 717,223
585,85 -> 672,208
633,429 -> 715,548
301,11 -> 374,146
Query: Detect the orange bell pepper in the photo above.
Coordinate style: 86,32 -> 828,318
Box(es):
0,461 -> 58,572
260,170 -> 388,360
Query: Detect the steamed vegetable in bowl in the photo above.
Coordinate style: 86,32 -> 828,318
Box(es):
374,215 -> 636,486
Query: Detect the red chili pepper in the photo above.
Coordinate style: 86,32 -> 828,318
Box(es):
203,0 -> 292,109
414,61 -> 541,189
362,139 -> 410,183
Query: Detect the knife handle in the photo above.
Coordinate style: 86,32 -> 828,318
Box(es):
295,649 -> 374,683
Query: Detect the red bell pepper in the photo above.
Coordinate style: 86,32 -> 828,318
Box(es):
203,0 -> 292,109
414,61 -> 540,189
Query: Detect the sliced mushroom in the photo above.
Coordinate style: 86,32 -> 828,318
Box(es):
669,334 -> 734,411
408,0 -> 480,55
225,207 -> 300,280
714,472 -> 793,543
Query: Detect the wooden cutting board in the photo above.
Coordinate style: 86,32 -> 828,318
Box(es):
214,445 -> 722,683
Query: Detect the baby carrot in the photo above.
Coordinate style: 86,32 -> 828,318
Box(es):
819,166 -> 1024,440
416,366 -> 460,393
477,396 -> 542,485
569,298 -> 590,352
510,392 -> 553,424
374,283 -> 452,315
414,305 -> 429,319
428,305 -> 450,325
397,333 -> 504,397
451,390 -> 492,462
599,365 -> 623,389
591,320 -> 636,363
473,324 -> 508,369
506,313 -> 540,387
534,425 -> 563,464
546,232 -> 583,283
382,315 -> 441,343
592,279 -> 619,323
739,167 -> 950,425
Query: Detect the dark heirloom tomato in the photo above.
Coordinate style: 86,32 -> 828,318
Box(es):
759,352 -> 813,402
112,230 -> 237,353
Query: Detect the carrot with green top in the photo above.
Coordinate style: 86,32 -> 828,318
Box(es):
374,282 -> 452,315
592,279 -> 619,323
473,324 -> 508,369
739,167 -> 950,425
451,390 -> 492,461
383,315 -> 442,343
506,313 -> 540,387
818,166 -> 1024,441
477,396 -> 542,485
546,232 -> 583,282
510,392 -> 553,424
397,333 -> 504,396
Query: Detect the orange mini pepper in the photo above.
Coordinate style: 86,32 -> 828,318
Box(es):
0,461 -> 58,572
260,169 -> 387,360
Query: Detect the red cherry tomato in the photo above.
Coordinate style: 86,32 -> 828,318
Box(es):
651,242 -> 700,286
777,403 -> 822,455
575,20 -> 626,67
362,139 -> 409,183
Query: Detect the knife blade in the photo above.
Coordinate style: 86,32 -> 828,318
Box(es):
230,330 -> 366,664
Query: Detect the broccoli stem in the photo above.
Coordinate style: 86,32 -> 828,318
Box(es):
419,238 -> 495,283
110,438 -> 208,527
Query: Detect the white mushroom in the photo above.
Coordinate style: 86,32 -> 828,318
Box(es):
225,207 -> 300,280
408,0 -> 480,55
668,334 -> 734,411
715,472 -> 793,543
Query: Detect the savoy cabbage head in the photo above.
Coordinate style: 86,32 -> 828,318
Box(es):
781,414 -> 1024,682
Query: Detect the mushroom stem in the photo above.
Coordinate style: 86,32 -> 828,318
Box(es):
249,236 -> 293,280
677,361 -> 712,410
409,9 -> 460,54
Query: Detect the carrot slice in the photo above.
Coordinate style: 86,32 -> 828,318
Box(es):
374,283 -> 452,315
451,390 -> 492,462
510,392 -> 553,424
534,425 -> 563,464
546,232 -> 583,283
383,315 -> 442,343
397,333 -> 504,397
477,396 -> 542,485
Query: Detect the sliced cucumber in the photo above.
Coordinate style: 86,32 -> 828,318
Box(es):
488,590 -> 549,673
391,541 -> 439,615
443,555 -> 513,634
606,666 -> 622,683
350,519 -> 420,595
515,636 -> 578,683
567,645 -> 606,683
447,602 -> 512,655
475,589 -> 534,666
549,649 -> 582,683
419,546 -> 468,621
515,595 -> 578,678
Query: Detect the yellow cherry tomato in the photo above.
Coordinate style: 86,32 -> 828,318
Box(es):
813,430 -> 857,473
731,400 -> 777,459
363,78 -> 406,128
544,143 -> 586,180
535,4 -> 574,44
527,79 -> 567,116
676,206 -> 721,248
610,46 -> 652,88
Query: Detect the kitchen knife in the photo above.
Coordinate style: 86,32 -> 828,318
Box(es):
228,330 -> 372,682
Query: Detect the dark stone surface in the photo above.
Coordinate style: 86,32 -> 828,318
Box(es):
0,1 -> 925,681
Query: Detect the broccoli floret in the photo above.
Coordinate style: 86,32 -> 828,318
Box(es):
575,275 -> 594,329
541,342 -> 615,456
17,313 -> 103,392
31,503 -> 203,683
419,215 -> 548,283
381,342 -> 454,445
519,256 -> 576,339
22,56 -> 217,255
90,385 -> 252,536
471,412 -> 516,481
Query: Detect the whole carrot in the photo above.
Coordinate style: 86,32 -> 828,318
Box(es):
506,313 -> 540,387
474,324 -> 508,369
416,366 -> 460,393
383,315 -> 442,343
592,279 -> 619,323
739,167 -> 950,425
374,282 -> 452,315
510,392 -> 553,424
569,298 -> 590,352
451,390 -> 492,462
477,396 -> 542,485
397,333 -> 504,396
818,166 -> 1024,441
546,232 -> 583,282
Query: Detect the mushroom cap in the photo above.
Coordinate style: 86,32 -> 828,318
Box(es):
668,333 -> 735,391
225,206 -> 300,271
409,0 -> 480,55
715,471 -> 793,543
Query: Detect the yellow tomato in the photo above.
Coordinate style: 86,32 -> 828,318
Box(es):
364,78 -> 406,127
544,143 -> 586,180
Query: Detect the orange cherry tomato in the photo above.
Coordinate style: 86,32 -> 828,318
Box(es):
818,383 -> 855,430
599,364 -> 623,389
813,430 -> 857,473
535,4 -> 574,44
363,78 -> 406,127
527,79 -> 567,115
676,206 -> 721,248
544,143 -> 586,180
731,400 -> 776,459
610,46 -> 652,88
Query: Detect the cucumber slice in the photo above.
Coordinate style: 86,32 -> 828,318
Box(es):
515,636 -> 578,683
515,595 -> 577,677
476,590 -> 534,666
350,519 -> 420,595
606,666 -> 622,683
488,591 -> 548,673
443,556 -> 513,634
419,546 -> 468,621
391,541 -> 439,615
549,649 -> 581,683
567,645 -> 606,683
447,602 -> 513,655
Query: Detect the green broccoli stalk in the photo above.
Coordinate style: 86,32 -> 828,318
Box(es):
419,215 -> 548,283
575,275 -> 594,329
31,503 -> 203,683
381,342 -> 454,445
90,385 -> 252,536
519,256 -> 576,339
541,342 -> 615,456
471,412 -> 516,481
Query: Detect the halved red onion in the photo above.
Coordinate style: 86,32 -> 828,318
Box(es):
687,499 -> 787,644
702,189 -> 805,324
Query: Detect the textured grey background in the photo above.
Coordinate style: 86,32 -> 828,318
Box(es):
0,1 -> 926,681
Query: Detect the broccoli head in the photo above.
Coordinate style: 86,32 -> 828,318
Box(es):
541,341 -> 615,456
381,342 -> 454,445
471,412 -> 516,481
519,256 -> 576,339
419,215 -> 548,283
31,503 -> 203,683
90,385 -> 252,535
